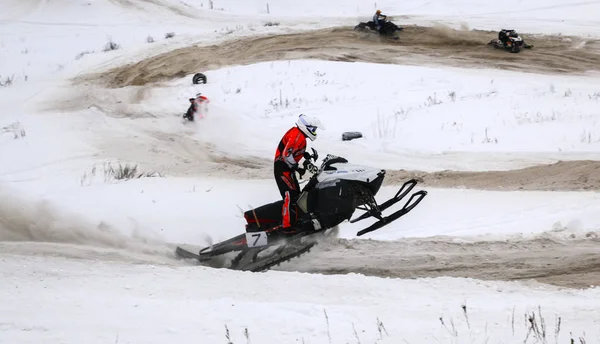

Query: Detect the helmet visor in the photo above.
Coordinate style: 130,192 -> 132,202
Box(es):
306,125 -> 318,136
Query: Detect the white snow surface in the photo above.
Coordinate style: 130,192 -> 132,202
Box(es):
163,60 -> 600,171
3,177 -> 599,247
2,0 -> 600,342
2,254 -> 600,344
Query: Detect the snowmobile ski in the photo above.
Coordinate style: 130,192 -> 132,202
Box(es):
175,246 -> 203,260
350,178 -> 419,224
357,190 -> 427,236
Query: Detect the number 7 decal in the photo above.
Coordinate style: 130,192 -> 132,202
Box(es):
245,231 -> 268,247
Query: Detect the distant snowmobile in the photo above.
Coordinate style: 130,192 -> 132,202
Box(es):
354,19 -> 404,38
175,149 -> 427,271
183,93 -> 210,122
488,29 -> 533,53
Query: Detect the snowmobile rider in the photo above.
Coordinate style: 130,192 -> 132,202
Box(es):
497,29 -> 533,49
373,9 -> 387,32
274,114 -> 324,235
183,93 -> 210,121
498,29 -> 519,45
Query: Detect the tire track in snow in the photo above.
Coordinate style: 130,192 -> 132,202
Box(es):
384,160 -> 600,191
275,231 -> 600,289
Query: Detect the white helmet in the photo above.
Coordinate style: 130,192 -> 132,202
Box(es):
296,114 -> 324,141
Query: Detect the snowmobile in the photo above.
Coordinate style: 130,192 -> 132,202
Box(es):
488,29 -> 533,53
175,149 -> 427,272
354,19 -> 404,38
182,93 -> 209,122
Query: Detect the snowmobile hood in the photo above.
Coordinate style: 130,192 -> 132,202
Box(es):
316,162 -> 385,194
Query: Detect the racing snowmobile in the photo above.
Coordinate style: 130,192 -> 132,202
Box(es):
182,93 -> 209,122
354,19 -> 404,38
175,149 -> 427,272
488,29 -> 533,53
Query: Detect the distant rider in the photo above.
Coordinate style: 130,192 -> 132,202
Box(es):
498,29 -> 518,45
497,29 -> 534,49
183,93 -> 210,121
274,114 -> 324,235
373,9 -> 387,32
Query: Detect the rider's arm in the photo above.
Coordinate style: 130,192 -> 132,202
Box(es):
282,133 -> 306,169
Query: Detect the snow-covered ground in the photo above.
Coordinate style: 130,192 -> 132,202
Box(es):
157,60 -> 600,170
2,176 -> 599,247
2,254 -> 599,344
2,0 -> 600,342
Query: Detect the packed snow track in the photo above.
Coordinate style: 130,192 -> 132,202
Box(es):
275,232 -> 600,289
82,25 -> 600,88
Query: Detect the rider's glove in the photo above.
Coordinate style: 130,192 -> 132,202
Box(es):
304,161 -> 318,174
297,167 -> 306,178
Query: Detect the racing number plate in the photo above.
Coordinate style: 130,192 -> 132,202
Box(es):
245,231 -> 268,247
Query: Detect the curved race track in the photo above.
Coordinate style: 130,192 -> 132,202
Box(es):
32,24 -> 600,288
82,25 -> 600,88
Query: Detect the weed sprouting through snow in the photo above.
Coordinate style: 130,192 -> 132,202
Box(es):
244,327 -> 250,344
373,110 -> 398,139
214,306 -> 589,343
376,317 -> 389,339
425,93 -> 443,107
1,122 -> 26,139
524,306 -> 547,343
555,314 -> 562,344
0,74 -> 15,87
462,302 -> 470,330
448,90 -> 457,102
75,51 -> 94,60
439,315 -> 458,337
352,323 -> 361,344
324,309 -> 332,344
80,162 -> 163,186
225,324 -> 233,344
481,127 -> 499,144
512,306 -> 516,336
103,40 -> 120,52
103,163 -> 162,181
580,130 -> 600,144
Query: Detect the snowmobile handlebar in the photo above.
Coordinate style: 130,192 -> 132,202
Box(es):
303,147 -> 318,163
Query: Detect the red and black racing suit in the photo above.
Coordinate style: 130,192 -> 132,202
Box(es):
274,126 -> 307,230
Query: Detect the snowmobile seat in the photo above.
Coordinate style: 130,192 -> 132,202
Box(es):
244,200 -> 283,231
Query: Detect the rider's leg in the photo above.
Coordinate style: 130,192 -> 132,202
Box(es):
274,161 -> 301,231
